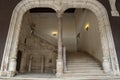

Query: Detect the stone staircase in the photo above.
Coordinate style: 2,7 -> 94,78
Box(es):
1,52 -> 120,79
64,52 -> 106,76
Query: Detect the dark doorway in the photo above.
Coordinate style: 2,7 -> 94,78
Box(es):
16,50 -> 22,72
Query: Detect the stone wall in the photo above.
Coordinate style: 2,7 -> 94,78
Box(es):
18,12 -> 57,73
75,9 -> 103,62
31,13 -> 77,52
20,35 -> 57,73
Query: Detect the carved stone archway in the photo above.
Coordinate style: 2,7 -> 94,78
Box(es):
0,0 -> 119,77
61,0 -> 120,75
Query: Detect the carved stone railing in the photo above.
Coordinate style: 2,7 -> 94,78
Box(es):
34,31 -> 57,46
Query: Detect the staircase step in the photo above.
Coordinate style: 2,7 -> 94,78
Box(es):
67,64 -> 101,67
65,70 -> 104,73
64,72 -> 106,76
68,69 -> 102,73
67,63 -> 99,65
67,66 -> 101,69
67,61 -> 97,63
66,52 -> 103,76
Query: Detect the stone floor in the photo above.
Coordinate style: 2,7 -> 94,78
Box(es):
0,73 -> 120,80
16,73 -> 56,78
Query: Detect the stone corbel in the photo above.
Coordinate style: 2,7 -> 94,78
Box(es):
109,0 -> 119,16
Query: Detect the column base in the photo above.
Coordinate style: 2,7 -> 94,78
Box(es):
7,71 -> 16,77
0,71 -> 8,76
111,10 -> 119,16
56,72 -> 63,77
56,59 -> 63,77
103,59 -> 111,74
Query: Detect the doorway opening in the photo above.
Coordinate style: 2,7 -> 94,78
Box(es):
16,8 -> 58,75
62,8 -> 104,75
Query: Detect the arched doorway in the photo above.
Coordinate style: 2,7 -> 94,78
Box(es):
0,0 -> 119,77
62,8 -> 108,76
16,8 -> 58,74
61,0 -> 119,75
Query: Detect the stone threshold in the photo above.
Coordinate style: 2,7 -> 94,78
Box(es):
1,75 -> 120,80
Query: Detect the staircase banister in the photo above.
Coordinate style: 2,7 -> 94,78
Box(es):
34,31 -> 57,46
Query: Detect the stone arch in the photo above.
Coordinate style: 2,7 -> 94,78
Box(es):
61,0 -> 120,75
0,0 -> 119,77
0,0 -> 58,76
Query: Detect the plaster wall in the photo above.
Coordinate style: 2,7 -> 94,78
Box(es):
75,9 -> 103,62
18,12 -> 31,46
18,12 -> 57,73
23,35 -> 57,73
62,13 -> 77,52
31,13 -> 77,52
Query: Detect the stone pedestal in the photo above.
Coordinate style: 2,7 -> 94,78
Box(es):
103,57 -> 111,74
56,59 -> 63,77
8,58 -> 17,77
0,71 -> 8,76
7,71 -> 16,77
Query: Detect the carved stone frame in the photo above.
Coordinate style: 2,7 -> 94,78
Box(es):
0,0 -> 119,77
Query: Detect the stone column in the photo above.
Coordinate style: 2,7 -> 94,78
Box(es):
103,57 -> 111,73
56,12 -> 63,77
102,51 -> 111,74
8,57 -> 17,77
109,0 -> 119,16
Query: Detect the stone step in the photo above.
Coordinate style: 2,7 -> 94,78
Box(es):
67,57 -> 93,59
67,58 -> 95,60
1,76 -> 120,80
65,70 -> 104,73
66,52 -> 103,77
67,67 -> 101,70
64,73 -> 107,76
67,61 -> 97,63
66,69 -> 102,71
67,59 -> 93,60
67,64 -> 101,67
67,62 -> 99,65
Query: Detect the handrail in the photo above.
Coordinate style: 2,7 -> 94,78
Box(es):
63,46 -> 67,71
34,31 -> 57,46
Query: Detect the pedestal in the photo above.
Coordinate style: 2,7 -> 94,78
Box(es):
56,59 -> 63,77
103,57 -> 111,74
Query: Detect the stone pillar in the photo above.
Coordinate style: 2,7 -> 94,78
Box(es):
56,12 -> 63,77
109,0 -> 119,16
102,57 -> 111,74
8,57 -> 17,77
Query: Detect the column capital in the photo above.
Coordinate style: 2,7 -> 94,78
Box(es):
57,11 -> 63,18
109,0 -> 119,16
